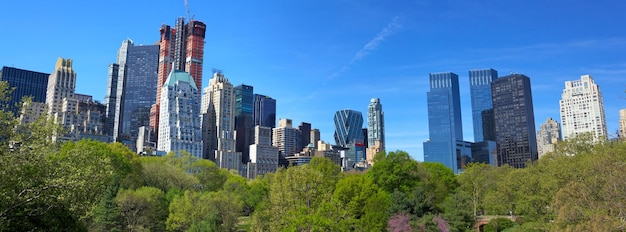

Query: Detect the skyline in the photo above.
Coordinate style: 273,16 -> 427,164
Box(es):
2,0 -> 626,160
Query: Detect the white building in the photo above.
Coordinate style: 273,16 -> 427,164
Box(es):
247,125 -> 279,179
620,109 -> 626,140
559,75 -> 607,140
201,71 -> 241,171
273,118 -> 298,157
367,98 -> 385,164
46,57 -> 76,117
157,70 -> 202,158
537,118 -> 561,158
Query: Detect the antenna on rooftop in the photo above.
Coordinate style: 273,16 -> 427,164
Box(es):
184,0 -> 194,21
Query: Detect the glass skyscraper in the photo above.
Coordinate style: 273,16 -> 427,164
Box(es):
492,74 -> 538,168
367,98 -> 385,151
423,72 -> 463,173
234,84 -> 254,164
0,67 -> 49,115
253,94 -> 276,128
333,109 -> 364,147
469,69 -> 498,142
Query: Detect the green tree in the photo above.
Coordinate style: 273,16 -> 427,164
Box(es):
116,186 -> 168,231
333,173 -> 391,231
138,156 -> 199,192
367,150 -> 426,193
482,218 -> 516,232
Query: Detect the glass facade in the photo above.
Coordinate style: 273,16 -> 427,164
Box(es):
333,109 -> 364,147
423,72 -> 463,173
0,67 -> 49,115
253,94 -> 276,128
120,45 -> 159,143
492,74 -> 538,168
367,98 -> 385,151
469,69 -> 498,142
234,84 -> 254,164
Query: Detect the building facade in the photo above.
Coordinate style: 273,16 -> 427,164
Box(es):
559,75 -> 607,141
247,125 -> 279,179
0,67 -> 49,115
151,17 -> 206,145
202,71 -> 241,170
537,117 -> 561,158
273,119 -> 299,166
157,70 -> 202,158
46,58 -> 76,117
234,84 -> 254,164
469,69 -> 498,142
253,94 -> 276,128
492,74 -> 538,168
333,109 -> 364,147
367,98 -> 385,163
423,72 -> 463,173
620,109 -> 626,140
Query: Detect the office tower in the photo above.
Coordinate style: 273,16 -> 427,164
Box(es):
104,39 -> 159,144
469,69 -> 498,142
136,126 -> 156,156
151,17 -> 207,144
423,72 -> 463,173
46,57 -> 76,117
234,84 -> 254,164
202,71 -> 241,170
273,118 -> 299,167
157,70 -> 202,158
367,98 -> 385,162
0,67 -> 49,115
253,94 -> 276,128
492,74 -> 538,168
247,125 -> 279,179
559,75 -> 607,141
310,129 -> 320,150
619,109 -> 626,140
333,109 -> 364,147
104,63 -> 119,137
297,122 -> 311,151
537,118 -> 561,158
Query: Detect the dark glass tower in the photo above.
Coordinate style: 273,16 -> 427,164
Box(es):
0,67 -> 49,115
491,74 -> 538,168
253,94 -> 276,128
235,84 -> 254,164
333,109 -> 364,147
469,69 -> 498,142
120,45 -> 159,143
423,72 -> 463,173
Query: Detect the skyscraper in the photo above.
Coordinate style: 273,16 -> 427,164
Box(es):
151,17 -> 206,144
559,75 -> 607,141
273,118 -> 298,167
104,39 -> 159,144
234,84 -> 254,164
423,72 -> 463,173
253,94 -> 276,128
333,109 -> 364,147
492,74 -> 538,168
297,122 -> 312,151
46,58 -> 76,117
469,69 -> 498,142
157,70 -> 202,158
367,98 -> 385,157
201,71 -> 241,170
537,118 -> 561,158
0,67 -> 49,115
247,125 -> 279,179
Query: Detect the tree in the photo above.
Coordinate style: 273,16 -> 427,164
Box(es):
116,186 -> 168,231
367,150 -> 426,193
333,173 -> 391,231
138,156 -> 199,192
482,218 -> 516,232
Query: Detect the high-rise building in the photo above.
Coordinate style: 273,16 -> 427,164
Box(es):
104,39 -> 159,144
234,84 -> 254,164
46,58 -> 76,117
297,122 -> 312,151
492,74 -> 538,168
157,70 -> 202,158
333,109 -> 364,147
619,109 -> 626,140
253,94 -> 276,128
559,75 -> 607,141
469,69 -> 498,142
367,98 -> 385,162
247,125 -> 279,179
59,94 -> 108,141
423,72 -> 463,173
151,17 -> 206,144
0,67 -> 49,115
310,128 -> 320,150
201,71 -> 241,170
537,118 -> 561,158
273,118 -> 298,167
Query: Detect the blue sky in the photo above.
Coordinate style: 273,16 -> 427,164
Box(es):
1,0 -> 625,161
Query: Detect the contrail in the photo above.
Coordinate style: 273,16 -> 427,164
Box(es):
328,15 -> 402,80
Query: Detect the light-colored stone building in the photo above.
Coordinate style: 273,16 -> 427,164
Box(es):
537,118 -> 561,158
559,75 -> 607,141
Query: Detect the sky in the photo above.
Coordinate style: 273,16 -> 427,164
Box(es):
1,0 -> 625,161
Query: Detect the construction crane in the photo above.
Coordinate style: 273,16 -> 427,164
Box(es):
184,0 -> 194,21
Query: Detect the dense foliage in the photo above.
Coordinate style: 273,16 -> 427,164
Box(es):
1,81 -> 625,231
